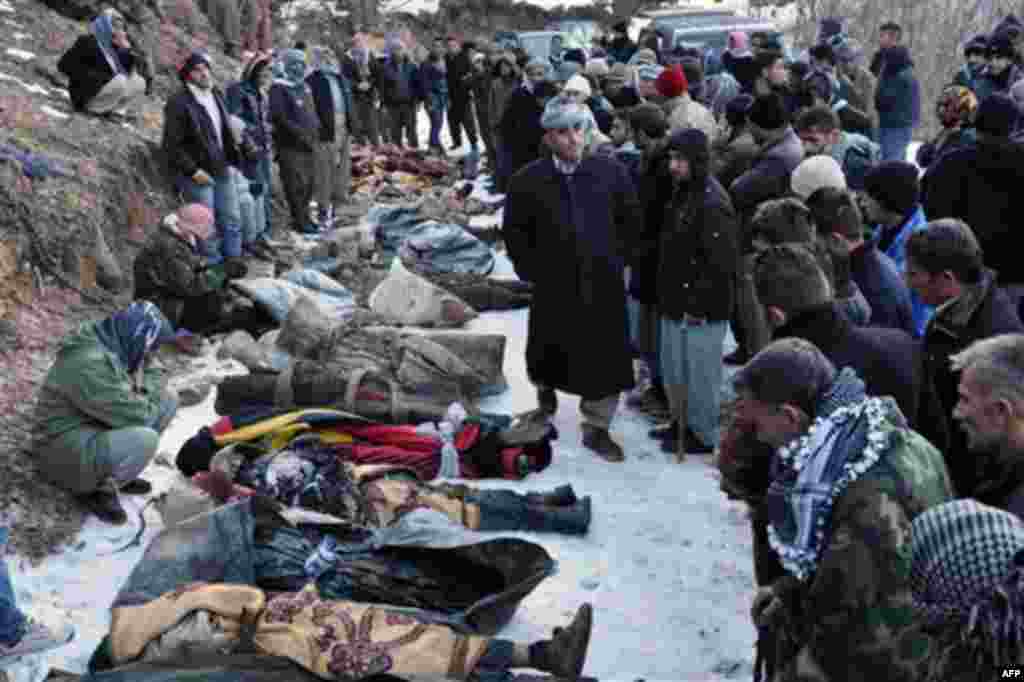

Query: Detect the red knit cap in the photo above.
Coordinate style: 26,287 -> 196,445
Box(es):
655,65 -> 688,98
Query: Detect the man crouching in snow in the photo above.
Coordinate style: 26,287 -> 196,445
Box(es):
502,97 -> 640,462
732,338 -> 952,680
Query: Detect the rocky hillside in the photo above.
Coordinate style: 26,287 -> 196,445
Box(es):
0,0 -> 255,560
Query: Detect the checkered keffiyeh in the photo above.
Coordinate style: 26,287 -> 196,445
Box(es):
910,499 -> 1024,627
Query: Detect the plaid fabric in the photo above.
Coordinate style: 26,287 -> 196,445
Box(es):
909,499 -> 1024,627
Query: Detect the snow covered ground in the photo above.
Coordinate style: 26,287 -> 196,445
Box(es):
4,281 -> 756,682
3,154 -> 757,681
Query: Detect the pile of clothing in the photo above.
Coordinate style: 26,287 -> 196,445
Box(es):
351,144 -> 456,197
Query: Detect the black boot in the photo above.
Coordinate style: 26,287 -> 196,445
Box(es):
684,427 -> 714,455
529,603 -> 593,681
525,497 -> 591,535
78,486 -> 127,525
525,484 -> 578,507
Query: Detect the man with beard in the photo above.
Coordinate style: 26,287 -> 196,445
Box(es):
733,338 -> 952,681
906,219 -> 1023,493
642,129 -> 737,458
948,334 -> 1024,515
162,51 -> 244,265
973,33 -> 1023,102
502,98 -> 640,462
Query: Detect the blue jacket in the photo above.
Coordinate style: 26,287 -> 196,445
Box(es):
875,46 -> 920,129
875,205 -> 933,337
850,240 -> 915,335
418,60 -> 448,112
307,70 -> 354,143
374,56 -> 420,106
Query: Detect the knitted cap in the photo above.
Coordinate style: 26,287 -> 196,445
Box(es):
655,64 -> 688,98
975,92 -> 1019,136
176,203 -> 215,241
864,161 -> 920,215
540,97 -> 589,130
178,51 -> 211,83
748,92 -> 789,130
725,93 -> 755,127
564,74 -> 592,98
666,127 -> 709,162
965,33 -> 989,57
791,155 -> 847,200
989,33 -> 1017,59
910,500 -> 1024,626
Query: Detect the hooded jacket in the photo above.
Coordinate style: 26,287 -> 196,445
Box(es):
923,136 -> 1024,286
972,62 -> 1024,103
875,46 -> 921,129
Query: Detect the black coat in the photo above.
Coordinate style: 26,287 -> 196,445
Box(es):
446,49 -> 474,101
773,302 -> 936,439
923,137 -> 1024,286
923,272 -> 1024,494
502,156 -> 640,398
162,86 -> 240,179
342,54 -> 377,102
849,241 -> 916,334
268,82 -> 320,153
58,34 -> 146,111
498,86 -> 545,181
307,71 -> 355,143
652,176 -> 739,321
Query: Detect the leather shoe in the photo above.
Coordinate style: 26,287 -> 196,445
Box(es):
582,425 -> 625,462
534,603 -> 593,680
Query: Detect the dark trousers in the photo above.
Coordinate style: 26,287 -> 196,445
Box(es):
447,95 -> 477,147
277,146 -> 314,230
384,102 -> 418,148
351,96 -> 379,146
475,100 -> 494,160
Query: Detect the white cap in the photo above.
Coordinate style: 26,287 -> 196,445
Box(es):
791,155 -> 846,200
564,74 -> 592,98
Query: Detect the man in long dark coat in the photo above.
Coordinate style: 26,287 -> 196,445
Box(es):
502,98 -> 640,462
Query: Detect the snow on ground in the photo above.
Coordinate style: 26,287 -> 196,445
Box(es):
6,268 -> 756,681
3,113 -> 767,682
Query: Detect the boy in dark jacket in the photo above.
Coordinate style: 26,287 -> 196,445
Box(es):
342,45 -> 379,146
445,37 -> 478,152
307,46 -> 355,225
374,40 -> 420,149
226,53 -> 274,240
875,45 -> 920,160
268,49 -> 321,233
649,129 -> 739,459
58,8 -> 150,116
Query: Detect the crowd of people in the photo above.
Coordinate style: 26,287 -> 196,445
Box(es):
4,7 -> 1024,680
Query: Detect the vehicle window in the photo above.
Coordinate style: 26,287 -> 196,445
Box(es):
653,13 -> 735,30
519,35 -> 553,60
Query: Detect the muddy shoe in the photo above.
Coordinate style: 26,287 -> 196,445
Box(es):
581,425 -> 625,462
78,485 -> 127,525
533,603 -> 594,681
526,484 -> 578,507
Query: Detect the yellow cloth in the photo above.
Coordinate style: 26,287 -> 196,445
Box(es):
215,409 -> 361,446
110,583 -> 490,680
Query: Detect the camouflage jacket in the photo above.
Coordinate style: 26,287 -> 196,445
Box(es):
765,415 -> 954,682
133,223 -> 225,328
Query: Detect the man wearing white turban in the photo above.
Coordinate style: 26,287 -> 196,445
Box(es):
502,97 -> 641,462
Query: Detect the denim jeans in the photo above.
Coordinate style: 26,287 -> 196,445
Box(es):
259,156 -> 273,234
175,171 -> 242,262
879,126 -> 913,162
658,317 -> 728,447
427,100 -> 446,149
0,528 -> 27,645
471,639 -> 516,682
230,167 -> 267,247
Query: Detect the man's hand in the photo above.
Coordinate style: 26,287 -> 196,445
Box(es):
192,169 -> 213,185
